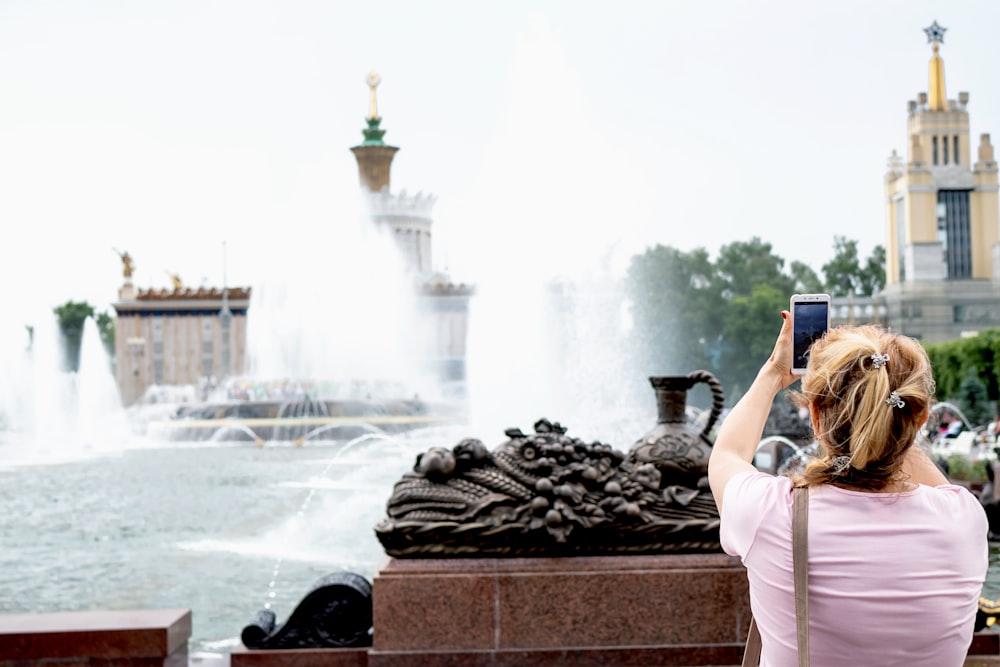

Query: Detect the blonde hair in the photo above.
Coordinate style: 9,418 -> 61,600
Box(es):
792,325 -> 934,490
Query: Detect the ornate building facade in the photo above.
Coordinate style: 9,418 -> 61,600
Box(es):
112,275 -> 251,405
879,22 -> 1000,343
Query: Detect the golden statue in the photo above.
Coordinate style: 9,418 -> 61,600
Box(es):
167,271 -> 183,291
114,248 -> 135,279
367,71 -> 381,120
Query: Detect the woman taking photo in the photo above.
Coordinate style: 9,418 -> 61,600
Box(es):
709,312 -> 988,666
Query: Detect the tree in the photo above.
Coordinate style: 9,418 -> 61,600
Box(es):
957,367 -> 991,426
822,237 -> 886,297
821,236 -> 862,296
95,311 -> 116,359
53,301 -> 95,372
625,245 -> 721,380
625,239 -> 802,403
924,329 -> 1000,420
624,234 -> 885,408
714,238 -> 794,299
719,283 -> 787,398
711,239 -> 794,397
789,261 -> 824,294
858,245 -> 886,295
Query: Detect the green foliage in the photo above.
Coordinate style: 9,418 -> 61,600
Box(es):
822,236 -> 861,297
925,338 -> 964,402
789,261 -> 824,293
714,238 -> 794,298
51,301 -> 116,372
53,301 -> 95,372
859,245 -> 886,295
719,284 -> 787,398
925,330 -> 1000,425
710,238 -> 794,397
624,235 -> 882,404
958,367 -> 992,426
95,311 -> 116,359
821,237 -> 885,297
625,245 -> 718,379
945,453 -> 988,482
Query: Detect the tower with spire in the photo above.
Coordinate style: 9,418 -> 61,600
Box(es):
350,72 -> 400,193
351,71 -> 436,275
350,72 -> 474,387
882,22 -> 1000,342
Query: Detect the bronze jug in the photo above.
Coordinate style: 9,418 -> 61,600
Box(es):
629,370 -> 725,489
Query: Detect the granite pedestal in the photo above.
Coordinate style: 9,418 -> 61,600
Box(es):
367,553 -> 750,666
229,559 -> 1000,667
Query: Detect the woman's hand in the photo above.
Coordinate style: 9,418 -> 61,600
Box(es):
760,310 -> 799,393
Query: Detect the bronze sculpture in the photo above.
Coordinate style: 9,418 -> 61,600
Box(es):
244,372 -> 728,651
375,371 -> 726,557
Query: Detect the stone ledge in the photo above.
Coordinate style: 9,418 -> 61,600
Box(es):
230,646 -> 367,667
367,644 -> 743,667
0,609 -> 191,664
376,553 -> 742,576
971,632 -> 1000,655
229,644 -> 745,667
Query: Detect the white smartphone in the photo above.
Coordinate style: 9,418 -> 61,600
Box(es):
790,293 -> 831,375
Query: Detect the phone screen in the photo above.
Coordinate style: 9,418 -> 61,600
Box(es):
793,301 -> 829,370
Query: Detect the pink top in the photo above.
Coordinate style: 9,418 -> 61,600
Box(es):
721,471 -> 989,667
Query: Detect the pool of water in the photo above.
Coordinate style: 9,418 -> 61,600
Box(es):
0,429 -> 453,653
2,427 -> 999,654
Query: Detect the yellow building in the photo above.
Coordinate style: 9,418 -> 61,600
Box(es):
881,21 -> 1000,342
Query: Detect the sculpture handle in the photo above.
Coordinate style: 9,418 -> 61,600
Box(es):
688,370 -> 725,442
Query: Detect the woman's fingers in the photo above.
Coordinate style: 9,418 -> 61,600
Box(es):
770,310 -> 796,384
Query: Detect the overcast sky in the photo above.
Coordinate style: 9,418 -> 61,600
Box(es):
2,0 -> 999,322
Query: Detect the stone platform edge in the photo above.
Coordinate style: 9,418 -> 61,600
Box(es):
230,632 -> 1000,667
0,608 -> 191,664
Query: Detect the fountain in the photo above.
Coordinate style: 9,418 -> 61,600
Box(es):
76,318 -> 132,448
0,309 -> 131,464
0,47 -> 698,657
242,190 -> 426,392
4,19 -> 1000,664
141,186 -> 465,445
0,320 -> 31,438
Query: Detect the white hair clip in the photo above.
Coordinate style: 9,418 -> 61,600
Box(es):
870,353 -> 890,369
886,390 -> 905,408
831,455 -> 852,474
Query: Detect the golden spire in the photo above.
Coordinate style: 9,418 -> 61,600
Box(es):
924,21 -> 947,111
366,71 -> 381,120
